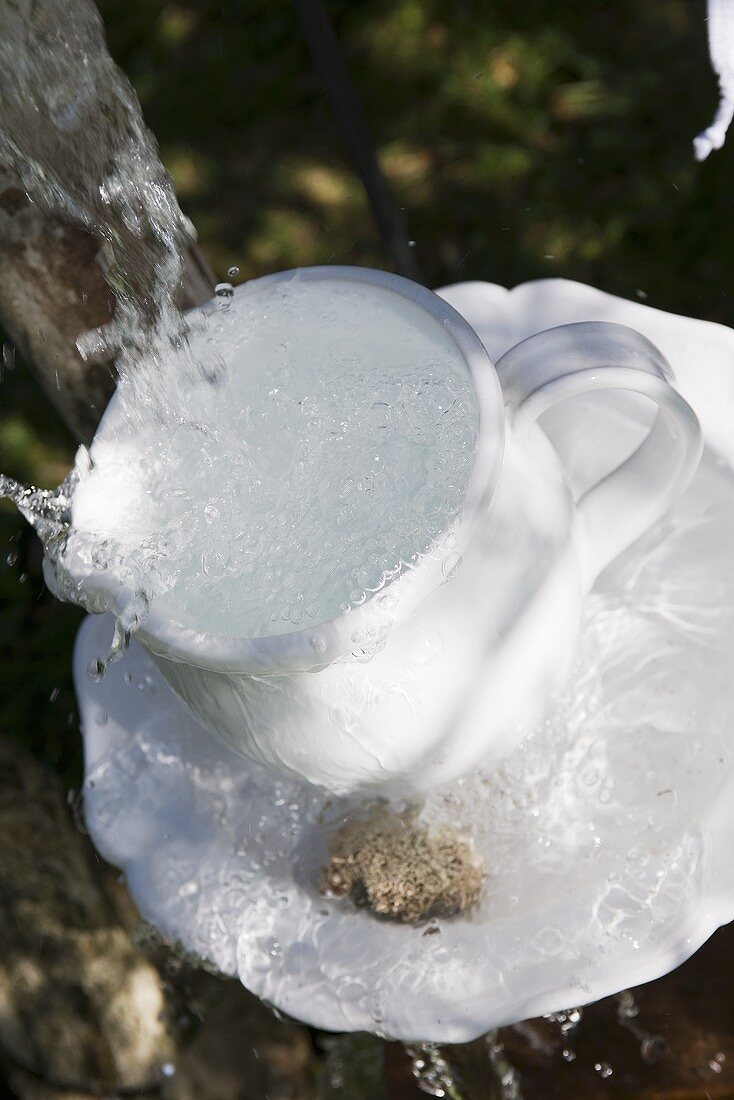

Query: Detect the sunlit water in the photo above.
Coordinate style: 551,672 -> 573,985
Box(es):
0,1 -> 480,669
10,0 -> 734,1068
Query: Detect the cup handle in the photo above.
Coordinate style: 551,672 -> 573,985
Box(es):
495,321 -> 703,586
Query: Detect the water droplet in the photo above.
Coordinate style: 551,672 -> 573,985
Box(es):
87,658 -> 105,682
226,266 -> 240,279
442,551 -> 462,579
640,1036 -> 668,1064
215,282 -> 234,309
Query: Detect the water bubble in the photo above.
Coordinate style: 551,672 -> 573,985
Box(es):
226,266 -> 240,279
408,1044 -> 456,1098
215,282 -> 234,310
594,1062 -> 613,1078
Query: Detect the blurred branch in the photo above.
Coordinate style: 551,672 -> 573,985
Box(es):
293,0 -> 424,283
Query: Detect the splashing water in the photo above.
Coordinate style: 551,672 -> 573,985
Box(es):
0,0 -> 207,667
0,470 -> 74,544
0,1 -> 479,671
61,277 -> 478,641
616,989 -> 669,1065
487,1035 -> 523,1100
407,1044 -> 464,1098
0,0 -> 191,359
0,0 -> 201,660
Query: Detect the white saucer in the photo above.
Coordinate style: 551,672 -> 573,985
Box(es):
75,280 -> 734,1043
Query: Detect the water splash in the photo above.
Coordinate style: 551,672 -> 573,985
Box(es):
545,1006 -> 583,1065
0,0 -> 198,671
616,989 -> 669,1065
0,472 -> 73,545
407,1044 -> 464,1098
0,3 -> 479,673
0,0 -> 191,362
58,277 -> 478,642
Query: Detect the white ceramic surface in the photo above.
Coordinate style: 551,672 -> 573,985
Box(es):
62,268 -> 699,797
76,280 -> 734,1042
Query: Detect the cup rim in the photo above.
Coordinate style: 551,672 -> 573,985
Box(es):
78,265 -> 506,673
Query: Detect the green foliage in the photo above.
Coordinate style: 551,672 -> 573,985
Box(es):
96,0 -> 734,322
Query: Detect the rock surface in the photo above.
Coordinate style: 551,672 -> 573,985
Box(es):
0,734 -> 175,1093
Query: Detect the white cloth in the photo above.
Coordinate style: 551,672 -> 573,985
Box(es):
695,0 -> 734,159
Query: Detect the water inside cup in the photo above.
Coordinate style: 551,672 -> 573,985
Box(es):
69,275 -> 480,639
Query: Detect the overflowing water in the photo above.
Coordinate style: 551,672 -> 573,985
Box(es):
64,278 -> 478,640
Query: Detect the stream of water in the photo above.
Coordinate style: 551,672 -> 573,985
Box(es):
0,0 -> 203,669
